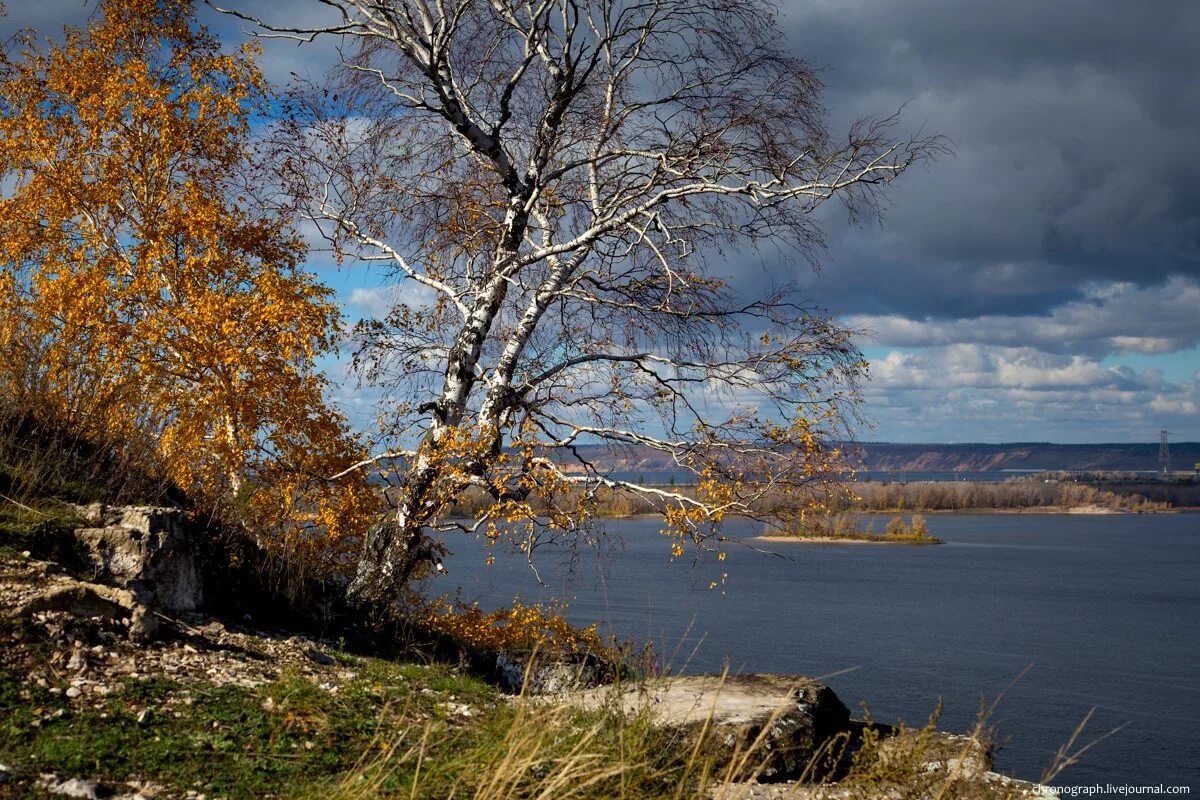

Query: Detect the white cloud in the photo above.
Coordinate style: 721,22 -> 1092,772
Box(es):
348,287 -> 394,318
848,277 -> 1200,357
862,343 -> 1199,441
347,282 -> 438,319
1151,396 -> 1199,415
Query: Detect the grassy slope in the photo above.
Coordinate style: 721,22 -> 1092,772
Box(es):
0,626 -> 687,800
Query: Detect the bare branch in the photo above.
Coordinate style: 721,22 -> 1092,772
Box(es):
224,0 -> 945,602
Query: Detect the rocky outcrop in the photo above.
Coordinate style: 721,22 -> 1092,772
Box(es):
2,505 -> 202,645
708,719 -> 1056,798
15,579 -> 159,642
569,674 -> 851,781
71,504 -> 202,613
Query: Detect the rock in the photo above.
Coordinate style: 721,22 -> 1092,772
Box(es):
127,606 -> 159,643
978,772 -> 1059,799
570,674 -> 850,781
120,779 -> 168,799
65,686 -> 82,699
17,582 -> 137,621
913,731 -> 992,777
494,651 -> 609,695
72,506 -> 201,612
440,702 -> 474,718
11,577 -> 164,644
47,776 -> 105,798
708,728 -> 1054,799
67,647 -> 88,673
306,648 -> 336,667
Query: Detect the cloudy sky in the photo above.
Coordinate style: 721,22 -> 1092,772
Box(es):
4,1 -> 1198,444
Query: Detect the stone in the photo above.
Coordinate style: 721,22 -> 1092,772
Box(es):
912,731 -> 992,777
569,674 -> 851,781
306,648 -> 336,667
494,651 -> 608,695
708,727 -> 1056,799
128,607 -> 159,643
17,582 -> 136,621
72,506 -> 201,612
66,648 -> 88,673
47,776 -> 103,798
11,577 -> 164,644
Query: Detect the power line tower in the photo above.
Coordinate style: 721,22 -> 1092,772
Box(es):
1158,427 -> 1170,478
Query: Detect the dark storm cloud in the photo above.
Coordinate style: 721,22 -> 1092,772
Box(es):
4,0 -> 1197,440
766,0 -> 1200,320
10,1 -> 1197,324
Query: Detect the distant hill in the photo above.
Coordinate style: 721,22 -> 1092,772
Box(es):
559,441 -> 1200,474
855,442 -> 1200,473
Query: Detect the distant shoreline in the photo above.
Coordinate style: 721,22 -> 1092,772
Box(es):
851,505 -> 1180,515
594,506 -> 1193,524
755,535 -> 938,545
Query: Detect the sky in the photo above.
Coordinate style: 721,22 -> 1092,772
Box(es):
3,1 -> 1198,444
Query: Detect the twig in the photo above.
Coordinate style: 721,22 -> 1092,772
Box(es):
0,492 -> 47,517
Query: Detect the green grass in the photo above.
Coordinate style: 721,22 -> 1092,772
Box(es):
0,654 -> 690,800
0,658 -> 499,799
0,499 -> 85,561
0,635 -> 1054,800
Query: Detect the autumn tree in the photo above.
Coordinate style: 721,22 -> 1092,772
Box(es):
0,0 -> 380,558
219,0 -> 944,602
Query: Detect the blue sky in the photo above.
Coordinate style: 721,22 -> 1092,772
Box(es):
5,1 -> 1198,444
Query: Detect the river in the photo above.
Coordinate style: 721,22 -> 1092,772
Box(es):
436,512 -> 1200,790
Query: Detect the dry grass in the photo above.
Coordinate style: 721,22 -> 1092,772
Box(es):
321,660 -> 1061,800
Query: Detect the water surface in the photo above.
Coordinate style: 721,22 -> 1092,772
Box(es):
438,513 -> 1200,789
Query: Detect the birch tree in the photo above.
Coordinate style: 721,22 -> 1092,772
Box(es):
220,0 -> 943,602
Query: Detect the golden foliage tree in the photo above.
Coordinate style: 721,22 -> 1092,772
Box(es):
0,0 -> 381,558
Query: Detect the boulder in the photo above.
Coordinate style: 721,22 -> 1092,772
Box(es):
72,506 -> 201,612
493,651 -> 612,695
570,674 -> 851,781
15,580 -> 160,642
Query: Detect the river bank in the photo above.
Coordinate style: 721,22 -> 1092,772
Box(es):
0,510 -> 1055,799
757,535 -> 936,544
446,478 -> 1178,520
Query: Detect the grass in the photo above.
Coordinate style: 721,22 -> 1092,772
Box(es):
1,658 -> 494,799
0,497 -> 86,562
0,648 -> 1058,800
0,651 -> 697,800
